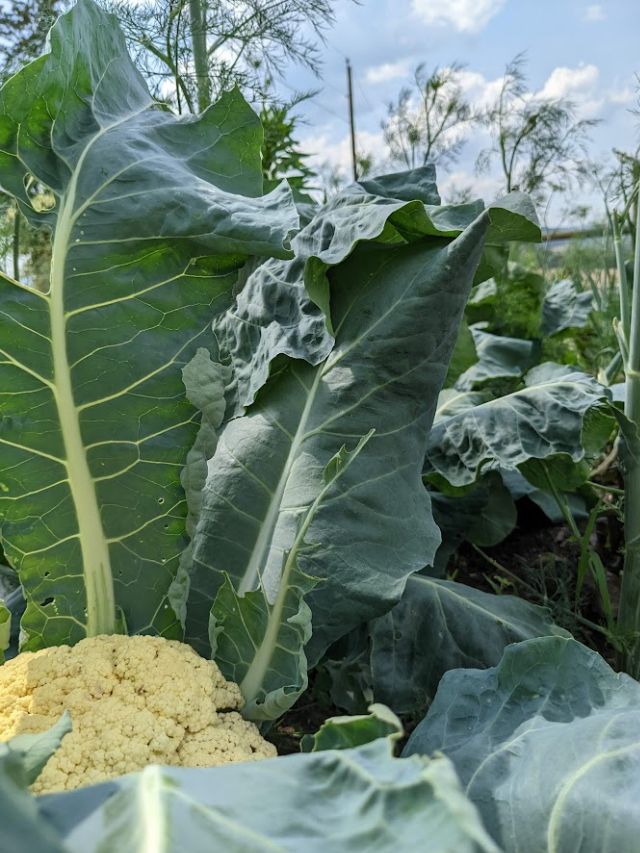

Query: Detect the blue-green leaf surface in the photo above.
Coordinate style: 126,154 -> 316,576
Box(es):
428,363 -> 610,487
541,279 -> 593,337
186,201 -> 493,684
455,328 -> 535,390
370,575 -> 566,718
37,742 -> 498,852
216,183 -> 541,415
404,637 -> 640,853
0,716 -> 71,853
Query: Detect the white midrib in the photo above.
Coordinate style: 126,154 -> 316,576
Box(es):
50,171 -> 116,636
239,429 -> 373,705
239,458 -> 323,703
237,367 -> 322,596
138,766 -> 167,853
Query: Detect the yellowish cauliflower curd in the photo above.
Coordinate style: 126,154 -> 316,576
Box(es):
0,634 -> 276,794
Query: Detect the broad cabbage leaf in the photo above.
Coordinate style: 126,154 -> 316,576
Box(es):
427,363 -> 610,487
34,742 -> 498,852
370,575 -> 567,718
0,0 -> 297,648
404,636 -> 640,853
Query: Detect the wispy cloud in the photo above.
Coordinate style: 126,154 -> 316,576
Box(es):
365,60 -> 411,85
584,4 -> 606,22
411,0 -> 507,33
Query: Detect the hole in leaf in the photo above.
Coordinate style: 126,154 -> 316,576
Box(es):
24,173 -> 56,213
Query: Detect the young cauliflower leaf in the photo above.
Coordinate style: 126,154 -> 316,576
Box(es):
301,703 -> 403,752
185,175 -> 540,718
0,0 -> 296,648
211,433 -> 373,720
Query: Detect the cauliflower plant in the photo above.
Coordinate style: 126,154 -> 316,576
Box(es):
0,634 -> 276,793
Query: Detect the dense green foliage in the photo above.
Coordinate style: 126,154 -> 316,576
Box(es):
0,3 -> 638,850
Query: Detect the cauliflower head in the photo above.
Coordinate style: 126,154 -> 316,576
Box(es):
0,634 -> 276,793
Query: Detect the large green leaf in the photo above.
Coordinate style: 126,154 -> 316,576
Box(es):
0,0 -> 297,648
185,205 -> 493,712
427,363 -> 610,487
185,188 -> 540,719
455,328 -> 535,390
404,637 -> 640,853
215,179 -> 540,415
370,575 -> 566,718
541,278 -> 593,337
36,742 -> 498,852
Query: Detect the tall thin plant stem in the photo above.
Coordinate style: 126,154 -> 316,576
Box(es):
618,188 -> 640,676
12,201 -> 20,281
189,0 -> 210,113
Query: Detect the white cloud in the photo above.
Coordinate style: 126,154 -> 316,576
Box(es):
454,69 -> 507,108
584,4 -> 606,22
411,0 -> 506,33
535,64 -> 602,118
365,59 -> 411,85
537,64 -> 599,100
438,169 -> 504,202
608,86 -> 635,105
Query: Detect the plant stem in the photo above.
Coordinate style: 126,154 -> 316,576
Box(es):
541,463 -> 580,539
470,547 -> 611,640
470,544 -> 539,597
601,350 -> 622,386
12,201 -> 20,281
189,0 -> 211,113
541,464 -> 614,625
587,480 -> 624,496
573,612 -> 613,639
619,189 -> 640,677
613,211 -> 631,339
589,445 -> 618,480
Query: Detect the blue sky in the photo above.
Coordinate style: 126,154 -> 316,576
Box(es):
278,0 -> 639,222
